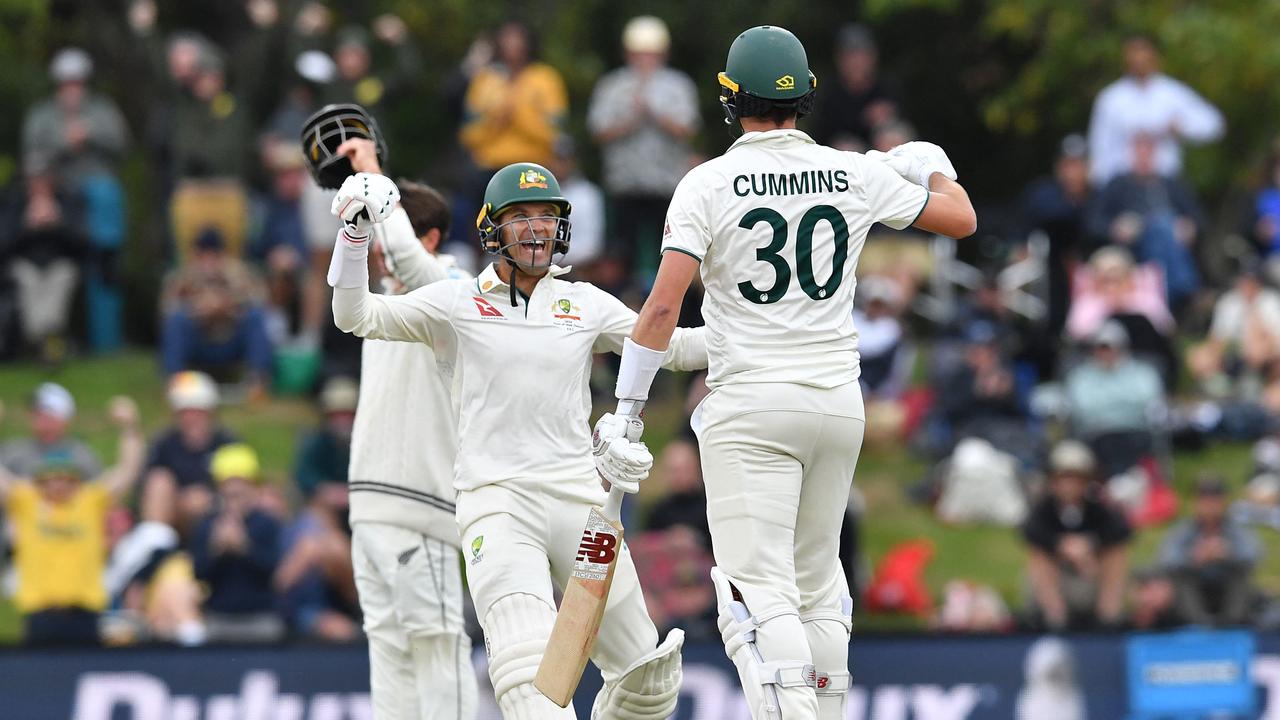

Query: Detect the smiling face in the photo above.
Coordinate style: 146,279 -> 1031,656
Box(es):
496,201 -> 561,274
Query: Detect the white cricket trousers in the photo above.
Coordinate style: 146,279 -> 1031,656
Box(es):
694,380 -> 865,719
353,522 -> 477,720
456,483 -> 659,717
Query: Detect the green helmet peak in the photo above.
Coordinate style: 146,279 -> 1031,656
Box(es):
718,26 -> 817,127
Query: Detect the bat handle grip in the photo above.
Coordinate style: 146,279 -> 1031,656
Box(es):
604,486 -> 625,521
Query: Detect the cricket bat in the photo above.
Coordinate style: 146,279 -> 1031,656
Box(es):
535,486 -> 627,706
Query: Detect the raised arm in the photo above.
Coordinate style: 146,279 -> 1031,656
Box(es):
327,173 -> 454,344
101,396 -> 146,498
593,275 -> 706,371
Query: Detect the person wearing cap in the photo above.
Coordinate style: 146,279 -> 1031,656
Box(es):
1020,134 -> 1093,335
170,44 -> 252,182
1157,474 -> 1262,626
21,47 -> 129,191
587,15 -> 699,277
140,371 -> 239,534
0,396 -> 143,645
0,382 -> 101,479
1188,257 -> 1280,406
810,24 -> 899,150
932,319 -> 1032,461
189,443 -> 286,643
293,376 -> 356,498
249,140 -> 314,348
1064,320 -> 1163,476
1021,440 -> 1132,631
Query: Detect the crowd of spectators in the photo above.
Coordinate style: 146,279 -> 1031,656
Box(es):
2,6 -> 1280,647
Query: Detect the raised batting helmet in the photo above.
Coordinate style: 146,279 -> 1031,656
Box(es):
300,103 -> 387,189
718,26 -> 817,127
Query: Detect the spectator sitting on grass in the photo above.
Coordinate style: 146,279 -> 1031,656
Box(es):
1158,475 -> 1262,627
140,371 -> 238,535
0,382 -> 100,479
0,396 -> 143,646
1187,259 -> 1280,409
1021,440 -> 1131,631
190,443 -> 284,643
1129,566 -> 1184,631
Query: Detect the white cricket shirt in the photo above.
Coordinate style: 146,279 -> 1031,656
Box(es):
661,128 -> 928,390
334,262 -> 707,503
348,208 -> 470,545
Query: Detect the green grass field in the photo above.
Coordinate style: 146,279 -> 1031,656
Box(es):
0,350 -> 1274,641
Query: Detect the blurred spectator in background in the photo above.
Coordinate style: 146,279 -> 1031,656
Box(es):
454,20 -> 566,248
141,371 -> 238,534
22,48 -> 128,194
1187,260 -> 1280,408
22,47 -> 129,352
1020,134 -> 1093,335
1064,321 -> 1163,477
0,396 -> 142,646
190,443 -> 285,643
630,526 -> 716,641
160,228 -> 273,395
546,137 -> 605,271
1159,475 -> 1262,627
171,47 -> 251,182
1087,33 -> 1224,187
644,439 -> 710,549
1087,132 -> 1205,309
322,17 -> 421,116
1021,440 -> 1131,630
587,15 -> 699,278
6,163 -> 87,362
250,142 -> 311,348
811,24 -> 898,151
1129,566 -> 1184,630
265,50 -> 333,141
929,320 -> 1036,463
277,381 -> 358,640
853,276 -> 911,401
0,382 -> 99,479
1065,247 -> 1176,371
293,376 -> 355,499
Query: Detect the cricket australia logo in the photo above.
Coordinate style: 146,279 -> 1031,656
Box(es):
470,535 -> 485,565
551,297 -> 583,330
518,169 -> 548,189
775,74 -> 796,91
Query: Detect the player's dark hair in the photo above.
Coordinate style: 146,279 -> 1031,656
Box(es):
397,179 -> 451,239
735,93 -> 811,125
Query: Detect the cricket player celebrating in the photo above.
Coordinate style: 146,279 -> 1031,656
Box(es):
306,110 -> 477,718
329,162 -> 704,719
593,25 -> 978,720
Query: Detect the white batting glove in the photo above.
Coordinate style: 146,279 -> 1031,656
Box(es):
594,437 -> 653,495
592,412 -> 644,448
869,141 -> 958,188
331,173 -> 400,241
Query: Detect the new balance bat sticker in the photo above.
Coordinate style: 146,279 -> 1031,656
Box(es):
534,488 -> 625,707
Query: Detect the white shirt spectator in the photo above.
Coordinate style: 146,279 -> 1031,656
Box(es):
1209,287 -> 1280,347
1087,73 -> 1224,186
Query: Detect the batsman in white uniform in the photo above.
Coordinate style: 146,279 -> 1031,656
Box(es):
326,140 -> 478,720
328,162 -> 705,720
593,26 -> 979,720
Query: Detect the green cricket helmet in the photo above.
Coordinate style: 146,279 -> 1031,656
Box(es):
475,162 -> 572,271
718,25 -> 817,127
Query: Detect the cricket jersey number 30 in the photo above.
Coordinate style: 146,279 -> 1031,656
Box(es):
737,204 -> 849,305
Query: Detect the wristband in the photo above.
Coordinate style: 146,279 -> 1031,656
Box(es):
326,229 -> 371,289
615,337 -> 666,416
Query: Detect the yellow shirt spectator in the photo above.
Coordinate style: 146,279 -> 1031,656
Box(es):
460,62 -> 568,170
7,480 -> 111,612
